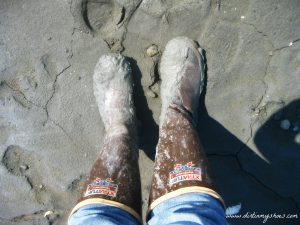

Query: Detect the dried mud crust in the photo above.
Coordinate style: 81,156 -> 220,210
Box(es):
93,54 -> 136,134
159,37 -> 206,125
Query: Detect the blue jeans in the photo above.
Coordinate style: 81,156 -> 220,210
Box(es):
68,193 -> 227,225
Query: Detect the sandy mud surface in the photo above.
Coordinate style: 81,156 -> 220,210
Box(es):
0,0 -> 300,224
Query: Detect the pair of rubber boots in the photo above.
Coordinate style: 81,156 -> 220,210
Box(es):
70,37 -> 224,222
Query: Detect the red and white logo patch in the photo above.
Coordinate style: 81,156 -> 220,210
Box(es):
169,162 -> 202,185
84,177 -> 118,198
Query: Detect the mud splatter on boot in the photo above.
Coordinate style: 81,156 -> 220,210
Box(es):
148,37 -> 224,213
70,54 -> 141,222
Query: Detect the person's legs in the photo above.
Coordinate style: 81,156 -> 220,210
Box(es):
69,54 -> 141,224
147,37 -> 226,224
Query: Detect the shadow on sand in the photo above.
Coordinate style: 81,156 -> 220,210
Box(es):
129,54 -> 300,224
129,57 -> 159,160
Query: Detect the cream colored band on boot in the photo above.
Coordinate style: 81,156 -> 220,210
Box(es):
69,198 -> 142,224
149,186 -> 226,211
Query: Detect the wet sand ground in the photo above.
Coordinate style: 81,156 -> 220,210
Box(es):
0,0 -> 300,224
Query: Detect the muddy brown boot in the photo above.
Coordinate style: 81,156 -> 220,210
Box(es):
69,54 -> 141,223
148,37 -> 225,214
